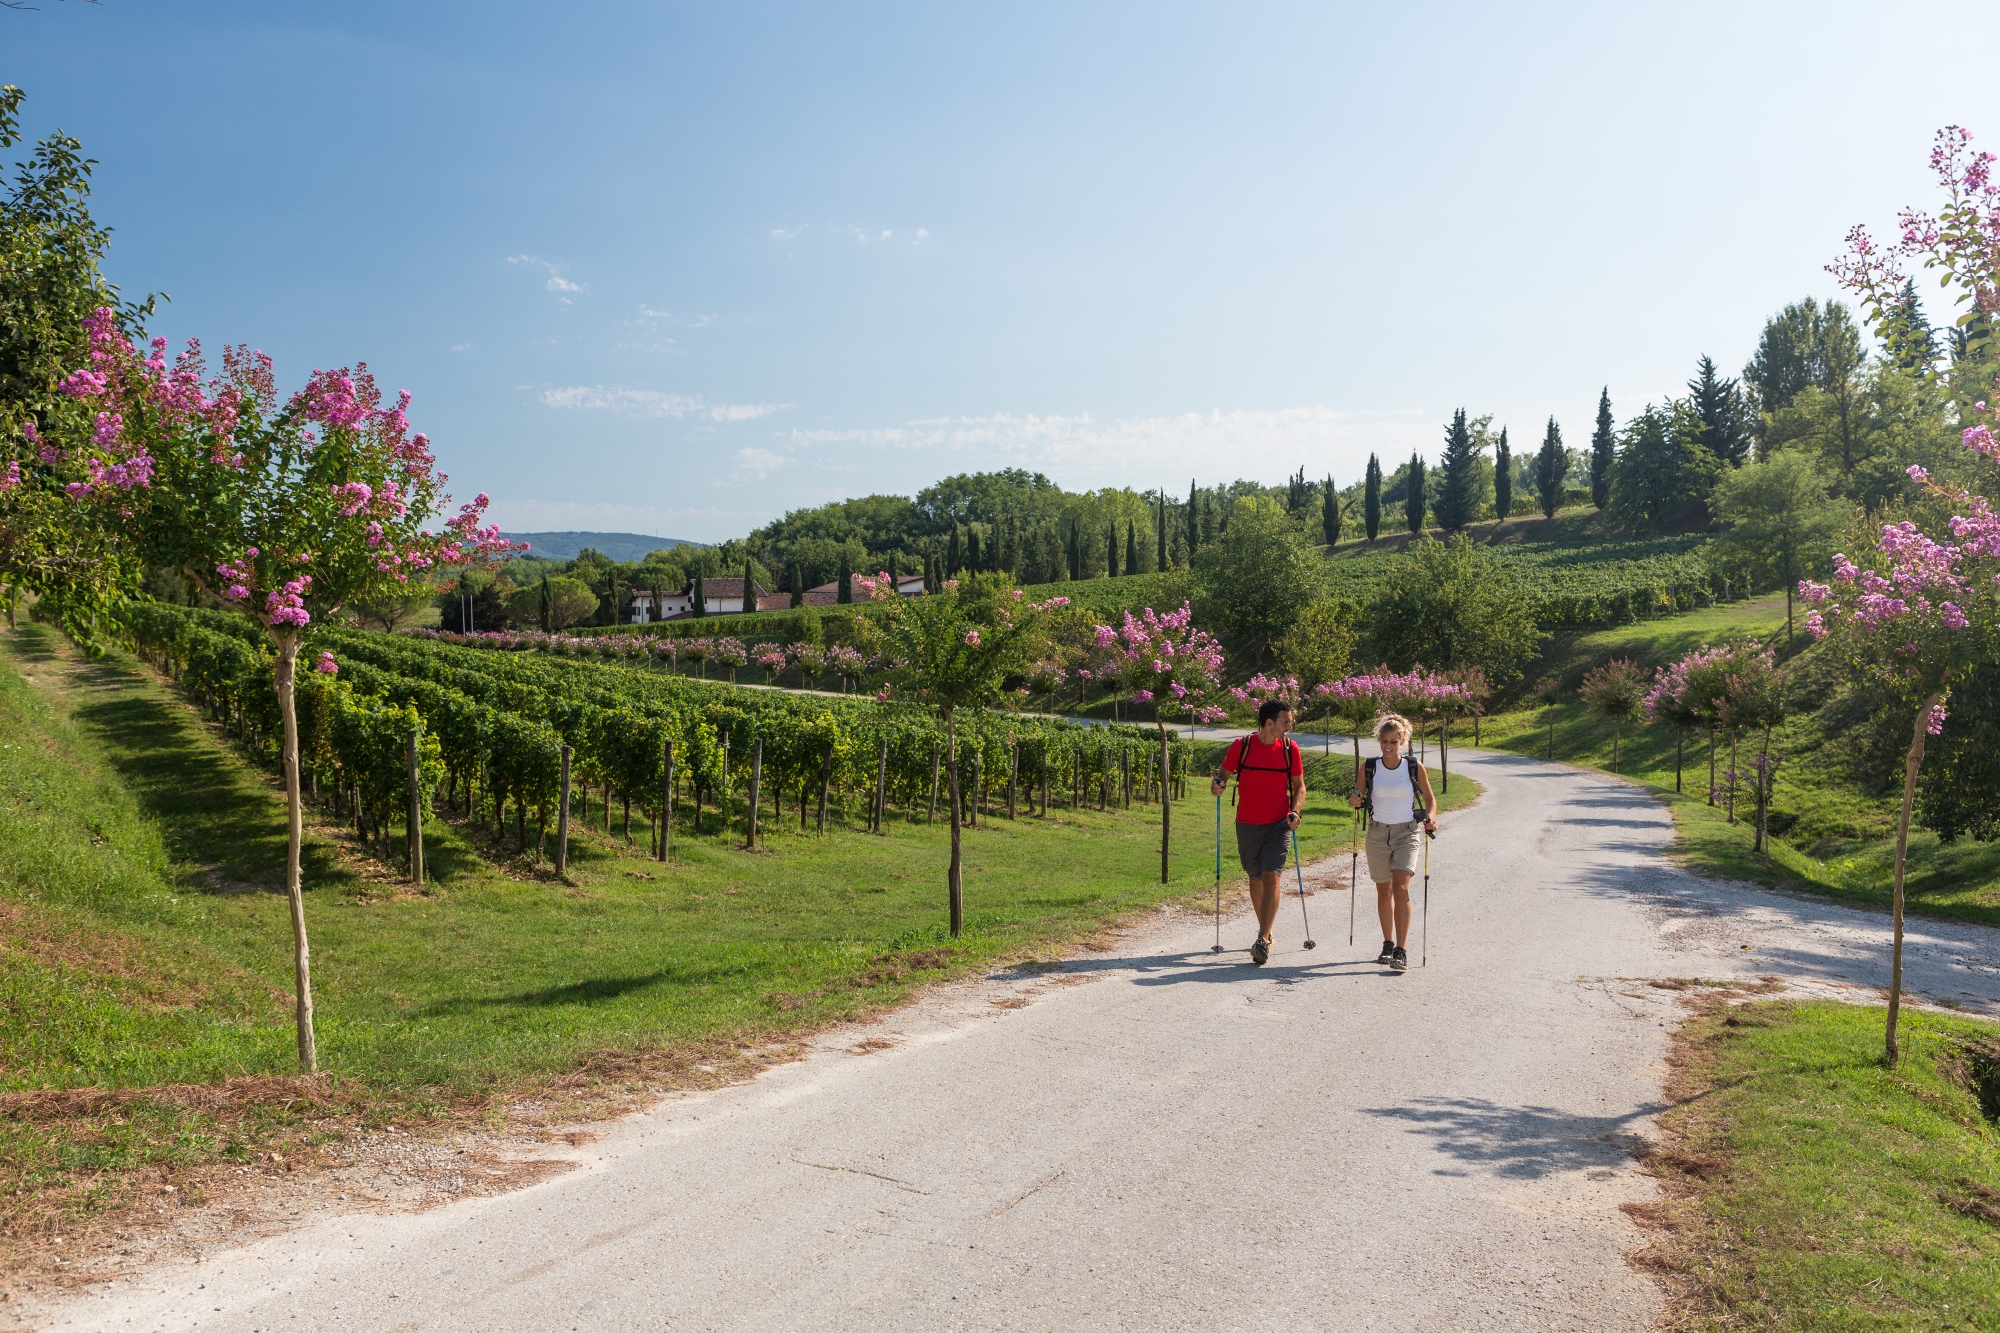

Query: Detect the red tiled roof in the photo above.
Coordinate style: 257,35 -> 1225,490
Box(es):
755,594 -> 791,612
697,577 -> 765,598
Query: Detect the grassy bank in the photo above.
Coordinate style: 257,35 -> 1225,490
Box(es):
1641,999 -> 2000,1330
0,623 -> 1477,1237
1476,595 -> 2000,927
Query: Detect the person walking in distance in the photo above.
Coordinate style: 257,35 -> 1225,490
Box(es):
1212,699 -> 1306,966
1348,713 -> 1437,973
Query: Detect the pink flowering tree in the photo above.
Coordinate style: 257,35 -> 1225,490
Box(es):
1823,124 -> 2000,1062
1316,672 -> 1400,782
45,309 -> 512,1071
1090,603 -> 1227,884
876,577 -> 1069,935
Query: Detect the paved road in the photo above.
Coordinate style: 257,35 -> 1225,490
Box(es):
42,750 -> 2000,1332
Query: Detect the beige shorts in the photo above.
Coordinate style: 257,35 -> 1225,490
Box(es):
1365,819 -> 1423,883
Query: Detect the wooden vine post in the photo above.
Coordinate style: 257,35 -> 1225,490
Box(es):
554,743 -> 572,878
660,740 -> 674,863
406,726 -> 425,887
746,737 -> 763,849
873,736 -> 889,834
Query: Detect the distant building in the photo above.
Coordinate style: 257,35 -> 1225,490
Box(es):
628,588 -> 692,623
803,572 -> 925,606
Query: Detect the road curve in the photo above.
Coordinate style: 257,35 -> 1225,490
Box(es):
39,749 -> 2000,1333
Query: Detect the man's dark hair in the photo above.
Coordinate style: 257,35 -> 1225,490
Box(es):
1257,699 -> 1292,726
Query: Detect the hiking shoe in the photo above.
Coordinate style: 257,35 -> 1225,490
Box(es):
1390,946 -> 1409,972
1250,937 -> 1271,966
1377,939 -> 1396,965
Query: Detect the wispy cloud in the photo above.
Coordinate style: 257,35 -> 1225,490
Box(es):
540,385 -> 786,424
785,407 -> 1434,488
729,447 -> 786,481
506,254 -> 588,302
770,223 -> 929,248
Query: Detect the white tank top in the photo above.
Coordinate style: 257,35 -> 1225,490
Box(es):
1371,757 -> 1416,824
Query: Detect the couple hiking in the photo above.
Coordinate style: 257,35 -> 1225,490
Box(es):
1211,701 -> 1437,972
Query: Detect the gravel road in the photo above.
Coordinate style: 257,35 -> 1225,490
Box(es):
37,748 -> 2000,1332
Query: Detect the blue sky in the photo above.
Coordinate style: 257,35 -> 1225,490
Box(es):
9,1 -> 1994,541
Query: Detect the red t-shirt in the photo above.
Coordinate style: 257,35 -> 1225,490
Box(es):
1223,734 -> 1303,825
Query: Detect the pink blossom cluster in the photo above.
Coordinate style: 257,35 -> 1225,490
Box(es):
266,576 -> 312,628
756,646 -> 788,671
1314,668 -> 1468,728
314,651 -> 340,675
0,461 -> 18,493
1642,642 -> 1779,735
1090,602 -> 1228,723
1231,674 -> 1301,706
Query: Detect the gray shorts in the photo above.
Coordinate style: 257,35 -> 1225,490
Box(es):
1236,818 -> 1291,875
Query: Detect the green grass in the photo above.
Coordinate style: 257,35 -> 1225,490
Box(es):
1646,999 -> 2000,1330
1476,594 -> 2000,927
0,620 -> 1481,1236
1,620 -> 1477,1095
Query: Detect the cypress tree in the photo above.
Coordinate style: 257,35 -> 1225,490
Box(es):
1433,408 -> 1481,530
1068,522 -> 1082,580
1106,525 -> 1119,578
1125,519 -> 1140,575
1185,479 -> 1199,553
1591,388 -> 1614,510
1534,417 -> 1566,519
692,573 -> 706,619
1156,495 -> 1168,571
1322,474 -> 1341,548
967,525 -> 982,573
1364,454 -> 1382,541
836,549 -> 853,604
790,561 -> 804,609
743,556 -> 755,612
946,525 -> 960,577
1686,355 -> 1750,468
1405,451 -> 1427,534
887,549 -> 900,590
1493,427 -> 1512,522
538,575 -> 553,631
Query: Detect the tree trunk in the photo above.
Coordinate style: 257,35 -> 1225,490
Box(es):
1726,731 -> 1738,823
1885,692 -> 1940,1064
927,743 -> 941,826
946,710 -> 964,937
271,633 -> 316,1072
1158,723 -> 1172,884
1707,729 -> 1717,806
1754,728 -> 1771,855
1440,721 -> 1449,792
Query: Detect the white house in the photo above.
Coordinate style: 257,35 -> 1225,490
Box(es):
627,587 -> 692,623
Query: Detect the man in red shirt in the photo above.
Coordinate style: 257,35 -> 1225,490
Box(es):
1211,699 -> 1306,965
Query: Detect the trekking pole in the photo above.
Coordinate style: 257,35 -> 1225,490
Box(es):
1211,779 -> 1223,953
1348,807 -> 1358,947
1291,824 -> 1316,950
1422,826 -> 1434,968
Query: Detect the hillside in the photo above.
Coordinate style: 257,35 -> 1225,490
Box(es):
501,531 -> 698,562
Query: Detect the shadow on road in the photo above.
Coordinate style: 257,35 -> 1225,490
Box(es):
1360,1095 -> 1660,1180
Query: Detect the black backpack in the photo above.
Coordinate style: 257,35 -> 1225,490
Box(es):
1227,733 -> 1300,781
1359,755 -> 1429,826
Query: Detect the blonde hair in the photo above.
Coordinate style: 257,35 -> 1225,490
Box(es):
1375,713 -> 1413,742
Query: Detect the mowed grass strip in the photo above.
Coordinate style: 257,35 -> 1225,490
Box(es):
1640,999 -> 2000,1331
1474,595 -> 2000,927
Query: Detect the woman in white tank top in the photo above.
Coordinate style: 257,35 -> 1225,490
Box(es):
1347,713 -> 1438,972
